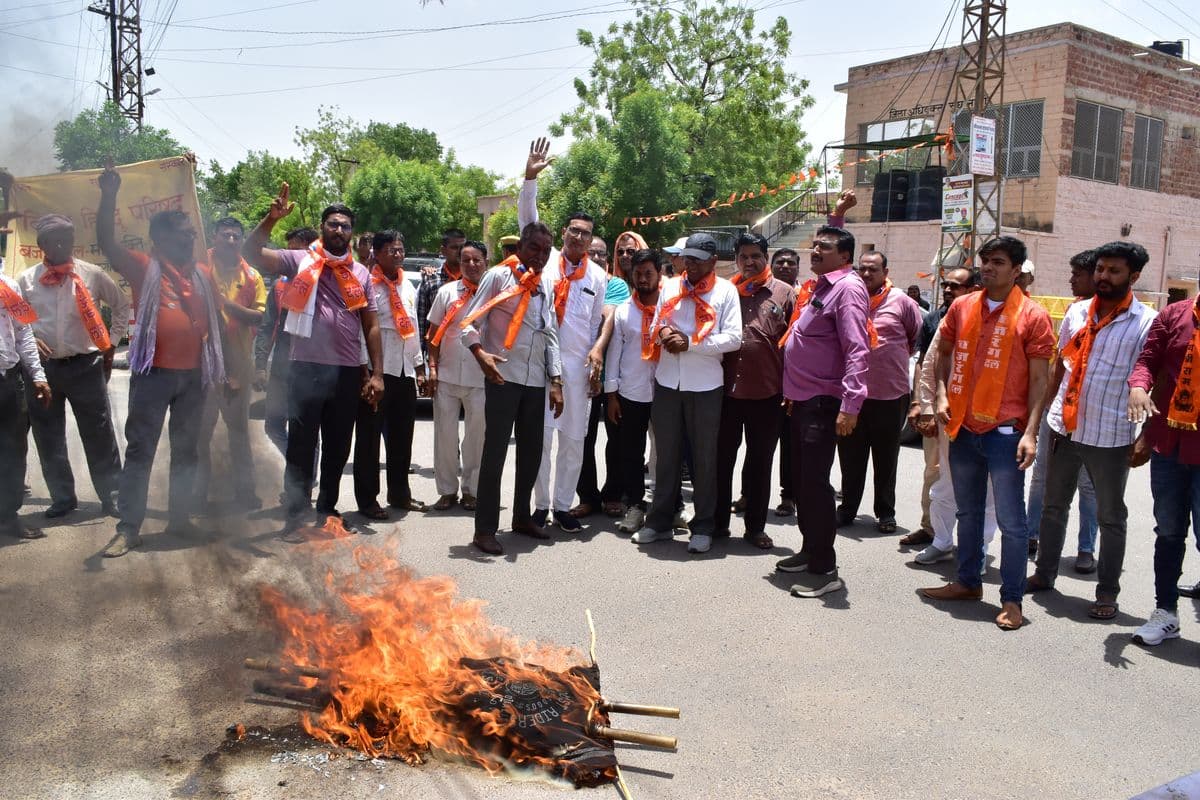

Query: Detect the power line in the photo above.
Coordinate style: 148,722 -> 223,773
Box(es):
1096,0 -> 1165,38
1162,0 -> 1200,31
175,0 -> 318,23
1138,0 -> 1200,43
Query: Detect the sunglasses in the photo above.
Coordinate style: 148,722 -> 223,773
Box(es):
943,281 -> 969,290
617,247 -> 638,256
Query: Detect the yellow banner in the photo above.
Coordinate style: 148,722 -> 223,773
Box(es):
2,155 -> 204,291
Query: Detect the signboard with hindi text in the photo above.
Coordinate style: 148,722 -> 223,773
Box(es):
941,174 -> 974,232
2,155 -> 204,295
969,115 -> 996,176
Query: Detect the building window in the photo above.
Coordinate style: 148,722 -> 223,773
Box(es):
1002,100 -> 1043,177
1071,100 -> 1122,183
854,117 -> 936,185
1131,114 -> 1164,191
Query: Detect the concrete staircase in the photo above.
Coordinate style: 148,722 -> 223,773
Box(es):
770,216 -> 824,253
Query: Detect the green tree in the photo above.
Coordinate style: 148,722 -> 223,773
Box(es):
556,0 -> 814,213
346,157 -> 446,250
53,102 -> 187,171
484,199 -> 520,261
607,89 -> 689,243
539,137 -> 615,239
439,153 -> 498,242
363,121 -> 443,163
201,151 -> 324,239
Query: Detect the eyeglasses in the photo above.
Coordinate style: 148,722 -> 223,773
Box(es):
565,226 -> 593,239
324,221 -> 352,232
943,281 -> 969,290
617,247 -> 638,256
811,241 -> 836,251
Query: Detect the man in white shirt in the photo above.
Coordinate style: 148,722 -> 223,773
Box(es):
604,248 -> 662,534
352,230 -> 428,519
17,213 -> 128,518
425,240 -> 488,512
0,271 -> 51,540
518,140 -> 608,533
1027,240 -> 1156,620
633,233 -> 743,554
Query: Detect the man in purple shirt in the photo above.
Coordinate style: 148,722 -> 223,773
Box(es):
837,250 -> 922,533
775,224 -> 870,598
243,183 -> 385,538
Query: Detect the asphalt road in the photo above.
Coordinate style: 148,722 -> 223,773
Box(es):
1,367 -> 1197,800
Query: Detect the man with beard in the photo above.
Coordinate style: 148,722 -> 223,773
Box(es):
713,232 -> 794,549
17,213 -> 128,520
632,233 -> 742,554
836,250 -> 922,534
1027,241 -> 1153,622
922,236 -> 1055,631
518,140 -> 608,533
417,228 -> 466,350
461,222 -> 565,555
426,241 -> 489,511
195,217 -> 266,512
606,249 -> 662,534
97,165 -> 228,557
572,230 -> 640,519
243,183 -> 384,538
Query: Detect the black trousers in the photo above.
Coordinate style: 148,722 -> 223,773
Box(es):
284,361 -> 361,520
716,395 -> 783,536
836,394 -> 908,522
0,367 -> 27,527
475,381 -> 546,536
778,414 -> 792,501
576,394 -> 622,507
353,374 -> 417,509
615,394 -> 653,508
26,352 -> 121,507
789,395 -> 841,574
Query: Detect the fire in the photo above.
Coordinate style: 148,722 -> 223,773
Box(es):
258,542 -> 617,786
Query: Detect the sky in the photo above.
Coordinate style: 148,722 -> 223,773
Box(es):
2,0 -> 1197,184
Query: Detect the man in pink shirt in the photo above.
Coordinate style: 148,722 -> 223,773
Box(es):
774,225 -> 870,598
837,251 -> 922,533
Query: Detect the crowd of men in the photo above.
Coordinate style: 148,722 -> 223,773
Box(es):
0,142 -> 1197,643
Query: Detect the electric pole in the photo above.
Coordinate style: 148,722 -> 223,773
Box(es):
88,0 -> 145,129
938,0 -> 1007,275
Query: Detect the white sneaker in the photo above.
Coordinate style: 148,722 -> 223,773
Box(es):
632,526 -> 673,544
1132,608 -> 1181,646
687,533 -> 711,554
914,544 -> 955,565
672,510 -> 689,529
617,506 -> 645,534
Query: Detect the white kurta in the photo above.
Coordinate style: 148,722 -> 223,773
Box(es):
539,256 -> 607,440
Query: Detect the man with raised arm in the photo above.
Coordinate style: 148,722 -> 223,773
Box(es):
96,164 -> 227,557
242,183 -> 384,538
518,138 -> 608,534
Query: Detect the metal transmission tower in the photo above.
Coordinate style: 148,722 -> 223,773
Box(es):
938,0 -> 1006,274
89,0 -> 145,129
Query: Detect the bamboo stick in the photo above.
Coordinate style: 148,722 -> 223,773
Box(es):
243,657 -> 330,680
600,701 -> 680,719
588,724 -> 677,750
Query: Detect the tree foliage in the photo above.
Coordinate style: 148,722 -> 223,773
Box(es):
607,89 -> 690,243
53,102 -> 187,171
554,0 -> 815,211
346,157 -> 447,249
201,152 -> 322,240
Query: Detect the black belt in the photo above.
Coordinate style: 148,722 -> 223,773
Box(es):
46,352 -> 99,364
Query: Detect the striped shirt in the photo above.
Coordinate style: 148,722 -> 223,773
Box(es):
1046,297 -> 1156,448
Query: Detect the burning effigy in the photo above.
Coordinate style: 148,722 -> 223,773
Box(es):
243,542 -> 677,789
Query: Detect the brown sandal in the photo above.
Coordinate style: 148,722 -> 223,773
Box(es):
1087,598 -> 1119,620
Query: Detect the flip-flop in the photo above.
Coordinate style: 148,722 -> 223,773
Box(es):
1087,600 -> 1119,620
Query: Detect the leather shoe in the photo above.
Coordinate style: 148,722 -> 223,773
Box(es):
1178,580 -> 1200,599
995,601 -> 1024,630
920,582 -> 983,601
512,520 -> 551,540
45,500 -> 78,519
1073,552 -> 1096,574
473,532 -> 503,555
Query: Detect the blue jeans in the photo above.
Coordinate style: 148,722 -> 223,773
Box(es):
1027,418 -> 1097,552
949,428 -> 1029,604
1149,451 -> 1200,612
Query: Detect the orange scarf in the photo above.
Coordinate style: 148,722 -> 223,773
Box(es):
1167,299 -> 1200,431
38,260 -> 110,349
499,254 -> 520,268
552,253 -> 589,324
459,262 -> 543,350
1060,292 -> 1133,432
443,262 -> 462,281
635,291 -> 660,362
866,278 -> 893,349
945,288 -> 1026,439
208,250 -> 259,332
732,265 -> 772,297
0,279 -> 37,326
281,241 -> 366,314
777,278 -> 816,348
654,272 -> 717,346
428,277 -> 479,347
371,267 -> 416,339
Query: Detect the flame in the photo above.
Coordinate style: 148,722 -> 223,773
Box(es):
259,542 -> 610,782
